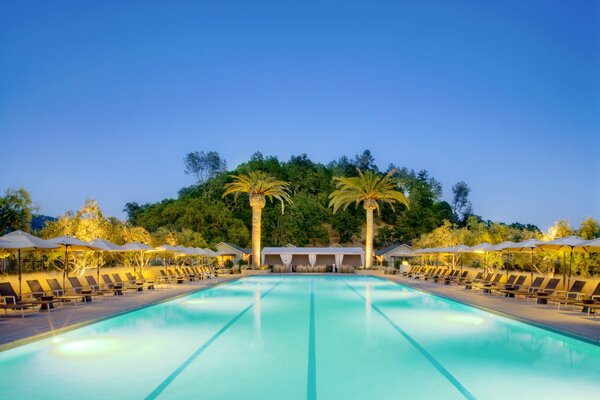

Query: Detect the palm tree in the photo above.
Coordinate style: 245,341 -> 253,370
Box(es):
329,169 -> 409,269
223,171 -> 292,267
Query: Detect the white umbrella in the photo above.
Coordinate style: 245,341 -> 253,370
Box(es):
468,242 -> 495,274
503,238 -> 544,284
122,242 -> 154,274
89,238 -> 127,284
536,236 -> 587,289
491,241 -> 518,277
149,244 -> 181,268
0,230 -> 59,297
49,235 -> 99,291
575,238 -> 600,253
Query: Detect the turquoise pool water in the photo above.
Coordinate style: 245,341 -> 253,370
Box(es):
1,275 -> 599,399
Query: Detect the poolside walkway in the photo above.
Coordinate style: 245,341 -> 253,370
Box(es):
0,275 -> 241,350
387,275 -> 600,344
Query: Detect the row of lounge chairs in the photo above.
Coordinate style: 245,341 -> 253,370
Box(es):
0,266 -> 218,317
402,266 -> 600,318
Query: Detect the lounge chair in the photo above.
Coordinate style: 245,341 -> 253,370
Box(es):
497,275 -> 527,297
463,272 -> 484,290
0,282 -> 43,317
431,269 -> 449,283
443,270 -> 462,285
137,272 -> 157,290
529,278 -> 561,304
477,274 -> 504,294
85,276 -> 121,296
125,272 -> 151,291
26,280 -> 64,310
68,277 -> 105,302
468,273 -> 492,291
574,282 -> 600,316
487,274 -> 517,294
102,274 -> 137,295
511,277 -> 545,300
547,280 -> 587,311
167,269 -> 186,284
46,278 -> 86,304
112,273 -> 144,292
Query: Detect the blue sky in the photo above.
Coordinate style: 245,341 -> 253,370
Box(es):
1,0 -> 598,231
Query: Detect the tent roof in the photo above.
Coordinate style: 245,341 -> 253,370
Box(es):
262,247 -> 364,256
376,243 -> 414,256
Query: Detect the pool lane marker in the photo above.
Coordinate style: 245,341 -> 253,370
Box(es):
343,281 -> 476,400
145,278 -> 286,400
307,279 -> 317,400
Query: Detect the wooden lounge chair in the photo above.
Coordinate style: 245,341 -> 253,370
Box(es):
46,278 -> 86,304
0,282 -> 43,317
547,280 -> 587,311
529,278 -> 561,304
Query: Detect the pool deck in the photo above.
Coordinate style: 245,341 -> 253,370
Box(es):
387,275 -> 600,344
0,275 -> 241,350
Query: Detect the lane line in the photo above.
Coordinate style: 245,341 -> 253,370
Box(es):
343,280 -> 476,400
145,278 -> 286,400
307,279 -> 317,400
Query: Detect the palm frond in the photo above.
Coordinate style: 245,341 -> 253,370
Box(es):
328,168 -> 409,214
223,171 -> 292,212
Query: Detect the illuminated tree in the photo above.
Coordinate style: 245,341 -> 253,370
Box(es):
329,169 -> 409,269
223,171 -> 291,267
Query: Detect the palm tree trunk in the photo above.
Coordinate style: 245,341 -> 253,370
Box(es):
365,207 -> 374,269
252,205 -> 262,267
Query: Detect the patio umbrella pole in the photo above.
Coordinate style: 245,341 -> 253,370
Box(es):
63,247 -> 69,291
530,252 -> 534,286
17,249 -> 22,299
97,251 -> 101,286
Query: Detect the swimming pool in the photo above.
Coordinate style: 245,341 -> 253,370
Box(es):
0,275 -> 599,399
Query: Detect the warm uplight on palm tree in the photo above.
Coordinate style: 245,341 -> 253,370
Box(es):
223,171 -> 292,267
329,169 -> 409,269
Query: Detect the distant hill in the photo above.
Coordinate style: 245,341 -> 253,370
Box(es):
31,214 -> 57,231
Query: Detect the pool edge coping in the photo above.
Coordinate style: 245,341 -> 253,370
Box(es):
383,276 -> 600,347
0,277 -> 242,353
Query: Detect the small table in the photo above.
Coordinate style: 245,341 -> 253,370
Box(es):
40,295 -> 55,311
81,289 -> 93,303
536,293 -> 550,304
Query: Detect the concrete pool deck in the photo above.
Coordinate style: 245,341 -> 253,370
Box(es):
387,275 -> 600,344
0,275 -> 241,350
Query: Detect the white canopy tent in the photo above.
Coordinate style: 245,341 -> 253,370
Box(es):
262,247 -> 365,271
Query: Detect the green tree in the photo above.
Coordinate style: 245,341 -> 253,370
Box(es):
579,217 -> 599,240
451,181 -> 472,225
223,171 -> 292,267
184,151 -> 227,183
329,169 -> 409,269
0,187 -> 34,234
